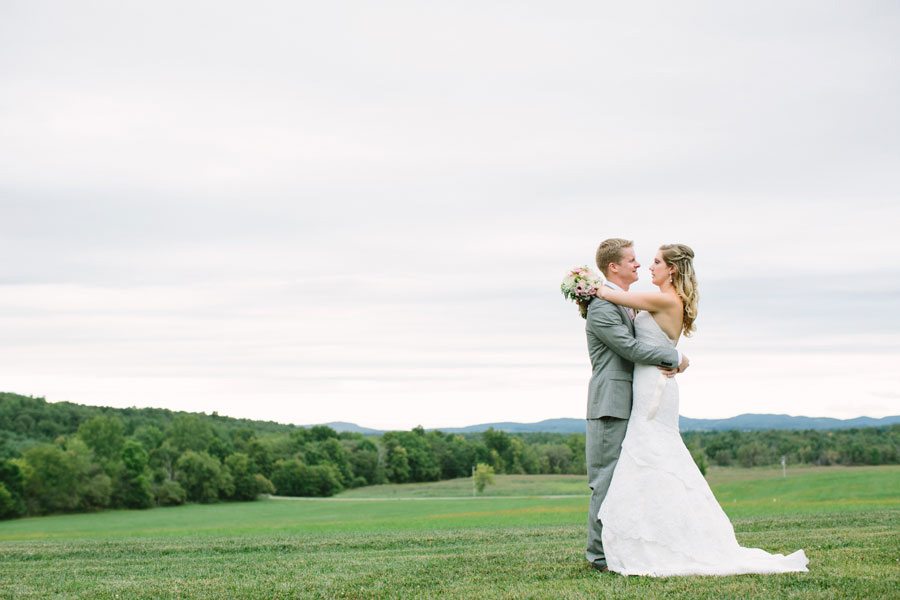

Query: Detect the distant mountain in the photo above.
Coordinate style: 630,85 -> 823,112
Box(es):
314,414 -> 900,435
437,419 -> 585,434
679,413 -> 900,431
312,421 -> 384,435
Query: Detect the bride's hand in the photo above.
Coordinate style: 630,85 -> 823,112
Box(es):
595,286 -> 607,299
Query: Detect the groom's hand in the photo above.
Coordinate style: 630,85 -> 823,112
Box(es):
659,354 -> 689,377
658,366 -> 678,378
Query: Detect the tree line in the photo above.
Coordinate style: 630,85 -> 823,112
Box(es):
682,426 -> 899,469
0,392 -> 896,519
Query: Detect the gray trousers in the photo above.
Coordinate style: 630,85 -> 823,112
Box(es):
585,415 -> 629,566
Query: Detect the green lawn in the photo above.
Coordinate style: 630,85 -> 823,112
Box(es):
335,472 -> 588,498
1,466 -> 897,598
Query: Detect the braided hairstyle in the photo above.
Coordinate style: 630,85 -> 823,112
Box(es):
659,244 -> 699,336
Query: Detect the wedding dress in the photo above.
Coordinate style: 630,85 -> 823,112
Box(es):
598,311 -> 809,576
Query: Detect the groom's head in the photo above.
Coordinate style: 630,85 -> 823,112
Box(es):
596,238 -> 640,290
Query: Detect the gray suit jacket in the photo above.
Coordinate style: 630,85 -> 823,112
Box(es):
585,296 -> 679,419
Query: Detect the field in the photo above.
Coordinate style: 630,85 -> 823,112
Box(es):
0,465 -> 897,598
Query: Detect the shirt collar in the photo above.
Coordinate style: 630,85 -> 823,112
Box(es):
604,280 -> 624,291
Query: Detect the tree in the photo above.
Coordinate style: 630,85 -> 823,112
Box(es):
155,479 -> 187,506
0,459 -> 26,518
482,428 -> 532,473
271,458 -> 310,496
687,442 -> 708,477
175,451 -> 231,503
149,440 -> 180,480
246,438 -> 275,478
0,483 -> 18,519
308,425 -> 339,442
304,438 -> 353,485
21,444 -> 76,513
271,458 -> 343,497
482,428 -> 511,471
230,428 -> 256,451
307,464 -> 344,497
712,449 -> 733,466
561,434 -> 586,474
21,439 -> 111,514
225,452 -> 273,501
207,435 -> 234,462
253,474 -> 275,496
516,438 -> 540,474
24,443 -> 69,514
383,442 -> 410,483
345,438 -> 381,486
437,434 -> 475,479
133,425 -> 165,451
382,430 -> 439,482
115,440 -> 154,508
4,388 -> 899,520
473,463 -> 495,493
77,415 -> 125,465
539,444 -> 574,474
168,415 -> 214,453
736,440 -> 773,468
65,438 -> 112,511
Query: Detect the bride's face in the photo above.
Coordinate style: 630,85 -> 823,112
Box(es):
649,251 -> 674,287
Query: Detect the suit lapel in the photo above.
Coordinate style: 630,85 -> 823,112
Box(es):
618,304 -> 634,333
604,282 -> 635,334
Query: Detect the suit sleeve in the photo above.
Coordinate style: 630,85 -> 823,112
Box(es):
587,300 -> 679,368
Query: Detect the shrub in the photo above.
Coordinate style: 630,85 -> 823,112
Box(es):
175,451 -> 230,503
116,440 -> 153,509
225,452 -> 270,501
155,480 -> 187,506
474,463 -> 495,493
0,483 -> 18,519
271,458 -> 343,497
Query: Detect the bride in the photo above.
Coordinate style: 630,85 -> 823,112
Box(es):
594,243 -> 808,577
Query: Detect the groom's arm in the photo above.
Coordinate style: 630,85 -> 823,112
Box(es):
587,300 -> 679,368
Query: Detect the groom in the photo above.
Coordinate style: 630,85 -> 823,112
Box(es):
585,238 -> 689,572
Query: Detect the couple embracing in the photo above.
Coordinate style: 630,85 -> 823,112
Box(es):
579,238 -> 808,577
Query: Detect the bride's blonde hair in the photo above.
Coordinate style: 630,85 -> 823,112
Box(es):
660,244 -> 699,337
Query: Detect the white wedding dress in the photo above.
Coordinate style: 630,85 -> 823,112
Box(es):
598,311 -> 809,577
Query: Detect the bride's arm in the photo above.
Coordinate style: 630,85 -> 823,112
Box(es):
596,286 -> 679,313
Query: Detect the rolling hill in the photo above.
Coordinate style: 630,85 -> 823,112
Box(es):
313,413 -> 900,435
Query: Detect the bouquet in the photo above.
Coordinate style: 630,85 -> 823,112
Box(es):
561,266 -> 606,318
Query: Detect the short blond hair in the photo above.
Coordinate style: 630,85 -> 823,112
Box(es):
595,238 -> 633,276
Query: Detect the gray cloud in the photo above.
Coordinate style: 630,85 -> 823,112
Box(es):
1,1 -> 898,425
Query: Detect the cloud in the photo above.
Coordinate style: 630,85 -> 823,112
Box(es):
1,1 -> 898,426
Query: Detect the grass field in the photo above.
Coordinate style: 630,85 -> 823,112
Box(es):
1,466 -> 897,598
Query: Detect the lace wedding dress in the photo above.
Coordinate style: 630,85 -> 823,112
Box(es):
598,311 -> 809,576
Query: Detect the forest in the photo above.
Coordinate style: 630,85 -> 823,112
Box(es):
1,392 -> 896,519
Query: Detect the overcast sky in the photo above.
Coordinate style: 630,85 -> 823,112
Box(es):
2,1 -> 898,429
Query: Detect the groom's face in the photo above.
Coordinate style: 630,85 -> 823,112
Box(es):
612,247 -> 641,286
